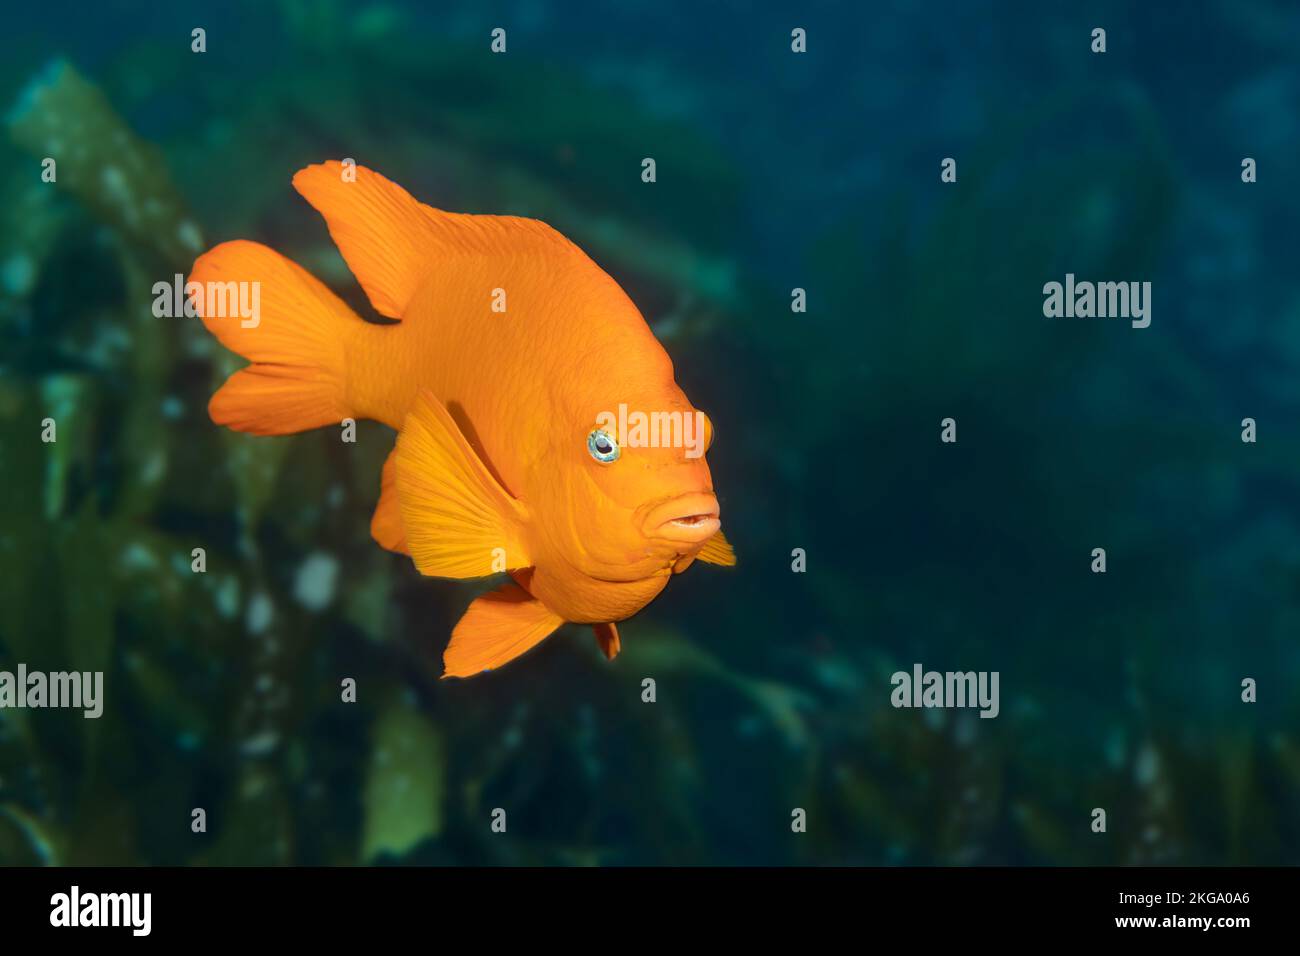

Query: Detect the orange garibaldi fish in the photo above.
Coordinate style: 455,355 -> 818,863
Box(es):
190,161 -> 734,678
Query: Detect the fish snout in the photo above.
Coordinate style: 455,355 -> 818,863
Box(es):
642,492 -> 721,545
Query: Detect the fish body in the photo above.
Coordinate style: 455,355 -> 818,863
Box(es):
191,162 -> 733,676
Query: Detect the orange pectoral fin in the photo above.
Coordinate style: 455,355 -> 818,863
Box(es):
697,530 -> 736,566
443,583 -> 565,678
593,622 -> 621,661
395,389 -> 530,578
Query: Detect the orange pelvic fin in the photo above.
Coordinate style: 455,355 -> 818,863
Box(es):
395,389 -> 530,578
697,529 -> 736,566
592,621 -> 621,661
370,448 -> 408,554
443,583 -> 564,678
190,240 -> 358,435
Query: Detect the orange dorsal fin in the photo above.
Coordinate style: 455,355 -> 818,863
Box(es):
293,161 -> 435,318
593,622 -> 621,661
370,447 -> 408,554
697,530 -> 736,566
292,161 -> 584,320
395,389 -> 530,578
443,583 -> 564,678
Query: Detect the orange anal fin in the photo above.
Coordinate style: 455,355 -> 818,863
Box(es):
443,583 -> 564,678
697,529 -> 736,566
593,622 -> 621,661
370,447 -> 408,554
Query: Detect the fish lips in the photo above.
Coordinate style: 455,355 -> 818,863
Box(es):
642,492 -> 721,545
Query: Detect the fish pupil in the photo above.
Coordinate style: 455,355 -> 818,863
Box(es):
590,431 -> 618,465
587,429 -> 620,462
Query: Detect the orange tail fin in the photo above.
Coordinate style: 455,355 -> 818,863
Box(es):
189,240 -> 361,435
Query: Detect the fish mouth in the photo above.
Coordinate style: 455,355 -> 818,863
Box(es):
643,492 -> 721,545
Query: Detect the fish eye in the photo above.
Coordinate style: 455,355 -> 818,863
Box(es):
587,428 -> 621,463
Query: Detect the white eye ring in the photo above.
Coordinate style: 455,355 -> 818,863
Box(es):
587,428 -> 620,463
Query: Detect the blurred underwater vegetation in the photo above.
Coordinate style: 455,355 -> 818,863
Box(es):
0,0 -> 1298,865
